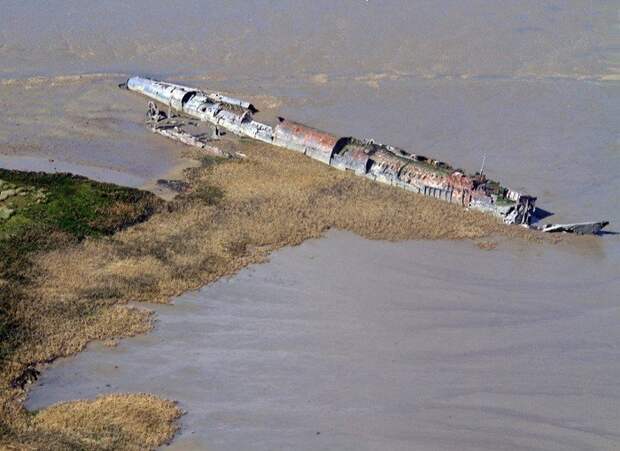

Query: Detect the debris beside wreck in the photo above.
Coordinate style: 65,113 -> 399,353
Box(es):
123,76 -> 609,235
145,101 -> 238,159
532,221 -> 610,235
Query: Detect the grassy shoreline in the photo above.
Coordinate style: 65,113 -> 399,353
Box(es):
0,170 -> 181,450
1,141 -> 540,449
0,169 -> 162,366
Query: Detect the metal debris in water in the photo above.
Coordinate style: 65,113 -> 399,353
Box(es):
532,221 -> 610,235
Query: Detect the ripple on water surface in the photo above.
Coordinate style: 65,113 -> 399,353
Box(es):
27,231 -> 620,451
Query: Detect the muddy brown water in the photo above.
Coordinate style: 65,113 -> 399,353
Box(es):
26,231 -> 620,450
2,1 -> 619,449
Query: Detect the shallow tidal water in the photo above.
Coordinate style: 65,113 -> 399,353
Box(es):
2,1 -> 619,450
27,231 -> 620,450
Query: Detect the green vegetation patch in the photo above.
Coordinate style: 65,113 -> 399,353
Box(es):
0,169 -> 161,363
0,170 -> 160,243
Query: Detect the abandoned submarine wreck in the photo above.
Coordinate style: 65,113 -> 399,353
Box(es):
121,76 -> 608,235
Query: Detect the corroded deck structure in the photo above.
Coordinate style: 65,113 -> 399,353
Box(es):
123,76 -> 608,234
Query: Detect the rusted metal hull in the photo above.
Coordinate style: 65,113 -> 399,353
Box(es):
123,76 -> 608,235
272,117 -> 339,164
126,76 -> 272,143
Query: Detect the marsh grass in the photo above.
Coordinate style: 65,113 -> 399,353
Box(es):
1,141 -> 541,449
6,394 -> 181,450
0,170 -> 161,361
0,171 -> 179,450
